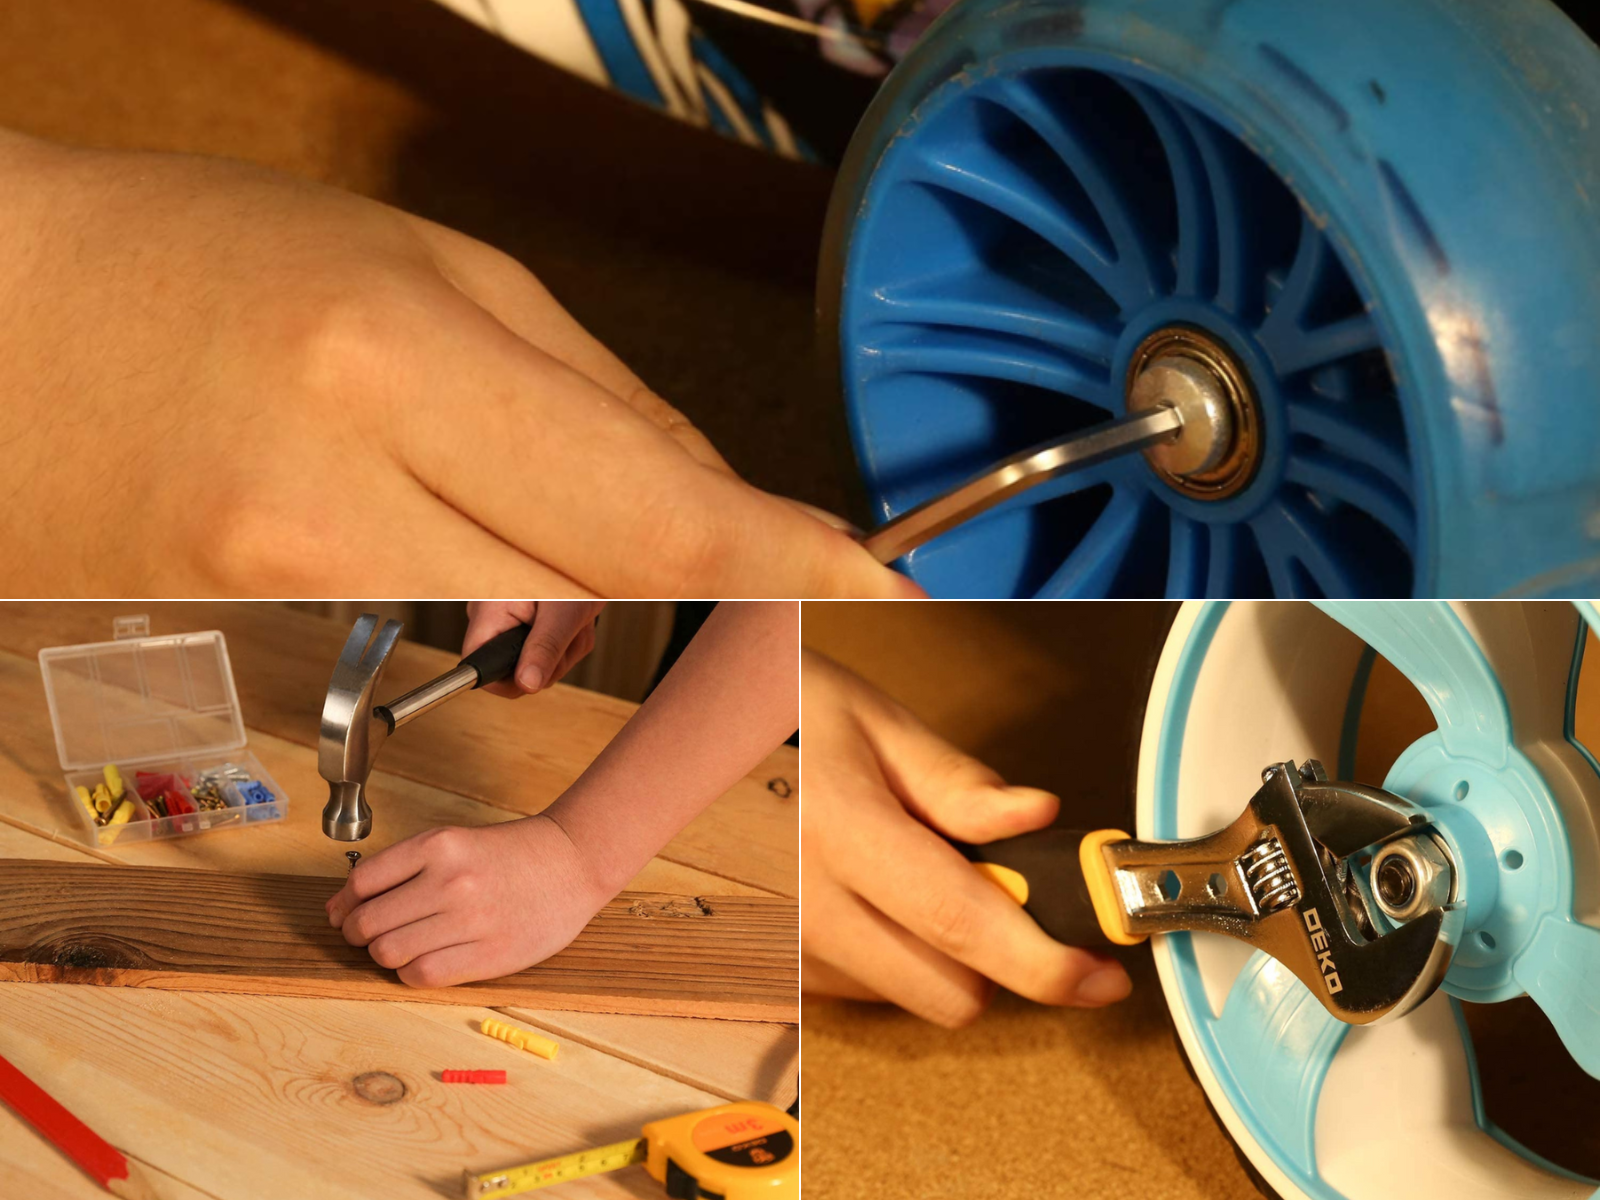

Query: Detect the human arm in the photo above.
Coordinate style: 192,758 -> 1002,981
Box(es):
324,601 -> 798,986
0,129 -> 914,597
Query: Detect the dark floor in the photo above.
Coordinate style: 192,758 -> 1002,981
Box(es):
0,0 -> 863,519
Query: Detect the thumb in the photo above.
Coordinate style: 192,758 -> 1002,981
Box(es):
463,600 -> 538,699
651,475 -> 928,598
515,601 -> 605,693
862,700 -> 1060,843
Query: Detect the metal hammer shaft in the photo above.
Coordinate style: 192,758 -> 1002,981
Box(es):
376,622 -> 532,732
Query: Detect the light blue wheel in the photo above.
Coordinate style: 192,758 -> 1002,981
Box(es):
1137,601 -> 1600,1198
821,0 -> 1600,597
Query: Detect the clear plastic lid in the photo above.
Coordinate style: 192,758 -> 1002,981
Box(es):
38,620 -> 247,770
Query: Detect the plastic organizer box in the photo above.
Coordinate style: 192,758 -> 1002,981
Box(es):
38,616 -> 289,846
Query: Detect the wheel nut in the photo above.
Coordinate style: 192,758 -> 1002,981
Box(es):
1370,835 -> 1455,924
1129,356 -> 1235,478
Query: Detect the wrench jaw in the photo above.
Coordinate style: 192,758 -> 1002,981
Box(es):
318,614 -> 403,843
1106,760 -> 1460,1025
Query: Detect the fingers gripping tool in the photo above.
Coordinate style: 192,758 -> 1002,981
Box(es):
966,760 -> 1465,1024
319,614 -> 534,842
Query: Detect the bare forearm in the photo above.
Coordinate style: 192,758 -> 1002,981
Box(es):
547,601 -> 799,892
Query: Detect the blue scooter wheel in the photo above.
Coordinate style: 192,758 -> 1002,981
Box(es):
821,0 -> 1600,597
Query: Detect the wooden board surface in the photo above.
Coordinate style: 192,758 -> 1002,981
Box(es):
1,986 -> 724,1200
0,634 -> 799,1100
0,862 -> 796,1021
0,602 -> 798,896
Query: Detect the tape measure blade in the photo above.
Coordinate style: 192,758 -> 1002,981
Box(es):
464,1138 -> 647,1199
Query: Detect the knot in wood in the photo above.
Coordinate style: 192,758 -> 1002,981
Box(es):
352,1071 -> 407,1105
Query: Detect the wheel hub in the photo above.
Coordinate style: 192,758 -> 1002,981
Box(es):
1383,741 -> 1572,1003
1126,326 -> 1263,501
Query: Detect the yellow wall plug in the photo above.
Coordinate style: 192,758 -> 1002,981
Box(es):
479,1017 -> 559,1060
97,799 -> 136,845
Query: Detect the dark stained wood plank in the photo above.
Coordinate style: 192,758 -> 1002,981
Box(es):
0,861 -> 796,1022
0,603 -> 798,896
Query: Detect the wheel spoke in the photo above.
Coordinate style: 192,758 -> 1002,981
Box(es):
1287,399 -> 1411,494
1259,211 -> 1384,373
864,326 -> 1112,403
1033,488 -> 1148,596
995,458 -> 1127,512
1253,498 -> 1365,597
989,79 -> 1160,303
864,280 -> 1119,366
1261,209 -> 1335,337
1269,313 -> 1384,376
1120,79 -> 1213,299
1315,600 -> 1514,764
1171,104 -> 1253,317
1204,523 -> 1262,597
1317,994 -> 1586,1198
1166,512 -> 1206,596
1203,951 -> 1347,1179
1512,916 -> 1600,1081
910,144 -> 1132,307
1286,451 -> 1417,551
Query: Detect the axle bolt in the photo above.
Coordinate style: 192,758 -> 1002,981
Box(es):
1376,857 -> 1417,908
1371,834 -> 1455,924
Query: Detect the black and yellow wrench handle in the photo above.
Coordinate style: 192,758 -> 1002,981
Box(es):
960,829 -> 1146,948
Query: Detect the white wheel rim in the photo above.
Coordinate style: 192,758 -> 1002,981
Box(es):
1137,600 -> 1600,1200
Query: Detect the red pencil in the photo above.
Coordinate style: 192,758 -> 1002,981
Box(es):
0,1050 -> 157,1199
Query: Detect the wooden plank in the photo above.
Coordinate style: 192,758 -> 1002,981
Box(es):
0,1104 -> 212,1200
0,817 -> 104,865
0,603 -> 798,896
0,985 -> 722,1200
0,862 -> 796,1022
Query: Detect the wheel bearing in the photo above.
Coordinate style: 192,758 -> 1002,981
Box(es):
1126,326 -> 1263,501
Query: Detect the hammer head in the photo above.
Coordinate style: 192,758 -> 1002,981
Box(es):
318,614 -> 403,841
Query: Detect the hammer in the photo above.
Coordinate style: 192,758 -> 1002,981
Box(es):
318,613 -> 532,842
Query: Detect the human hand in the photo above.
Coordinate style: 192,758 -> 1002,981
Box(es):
325,816 -> 609,988
0,130 -> 918,598
801,650 -> 1132,1027
463,601 -> 606,697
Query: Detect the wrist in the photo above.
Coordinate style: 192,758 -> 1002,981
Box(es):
525,810 -> 626,903
539,788 -> 655,898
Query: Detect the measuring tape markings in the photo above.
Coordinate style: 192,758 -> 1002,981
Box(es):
463,1102 -> 798,1200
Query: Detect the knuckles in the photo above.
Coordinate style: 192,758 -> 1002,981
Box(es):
625,489 -> 729,597
419,826 -> 474,866
346,909 -> 382,945
190,272 -> 439,593
274,274 -> 420,402
367,937 -> 410,970
920,887 -> 980,960
399,959 -> 452,989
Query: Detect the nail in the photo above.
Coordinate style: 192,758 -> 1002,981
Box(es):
1075,965 -> 1132,1006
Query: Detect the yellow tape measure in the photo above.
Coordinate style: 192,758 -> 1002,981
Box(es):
463,1101 -> 798,1200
